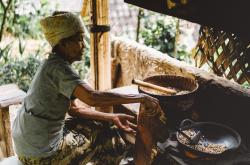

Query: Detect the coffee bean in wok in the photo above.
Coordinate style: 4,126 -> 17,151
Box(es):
178,129 -> 228,154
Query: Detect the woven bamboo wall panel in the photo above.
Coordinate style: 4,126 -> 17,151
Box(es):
194,26 -> 250,85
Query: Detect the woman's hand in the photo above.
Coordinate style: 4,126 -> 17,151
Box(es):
68,99 -> 84,116
70,100 -> 137,133
111,114 -> 137,134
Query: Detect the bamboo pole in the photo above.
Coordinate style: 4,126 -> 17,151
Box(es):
132,79 -> 177,95
0,108 -> 14,157
136,8 -> 143,42
89,0 -> 112,112
81,0 -> 89,17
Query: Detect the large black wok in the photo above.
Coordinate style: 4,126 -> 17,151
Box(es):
176,119 -> 242,159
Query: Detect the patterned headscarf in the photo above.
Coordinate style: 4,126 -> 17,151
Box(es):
40,12 -> 84,47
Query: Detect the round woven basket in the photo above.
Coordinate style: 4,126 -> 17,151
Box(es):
138,75 -> 199,126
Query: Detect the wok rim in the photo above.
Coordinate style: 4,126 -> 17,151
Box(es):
176,121 -> 242,156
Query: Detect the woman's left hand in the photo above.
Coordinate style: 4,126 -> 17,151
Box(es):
112,114 -> 137,134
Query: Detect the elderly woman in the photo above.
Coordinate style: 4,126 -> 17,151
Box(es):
12,11 -> 159,165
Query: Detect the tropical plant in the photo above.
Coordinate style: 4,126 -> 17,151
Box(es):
0,40 -> 44,91
0,0 -> 51,40
139,13 -> 177,54
0,0 -> 91,90
0,0 -> 13,41
72,20 -> 90,79
138,11 -> 192,63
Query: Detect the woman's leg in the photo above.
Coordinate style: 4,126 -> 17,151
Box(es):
60,117 -> 130,165
19,117 -> 130,165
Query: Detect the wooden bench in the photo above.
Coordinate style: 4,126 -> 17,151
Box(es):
0,84 -> 26,158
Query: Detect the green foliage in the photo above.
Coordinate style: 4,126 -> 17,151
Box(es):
72,20 -> 90,79
242,81 -> 250,89
72,37 -> 90,80
139,11 -> 192,63
175,43 -> 192,63
0,41 -> 12,61
140,13 -> 177,54
0,40 -> 44,91
0,0 -> 51,39
0,0 -> 49,91
0,32 -> 90,91
0,0 -> 91,91
72,61 -> 89,80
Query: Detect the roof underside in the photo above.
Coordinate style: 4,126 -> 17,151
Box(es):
124,0 -> 250,43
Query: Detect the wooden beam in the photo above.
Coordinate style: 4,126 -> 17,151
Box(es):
81,0 -> 89,17
89,0 -> 111,91
89,0 -> 112,112
0,108 -> 14,157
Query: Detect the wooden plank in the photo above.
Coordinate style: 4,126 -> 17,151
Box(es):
0,108 -> 14,157
0,84 -> 26,108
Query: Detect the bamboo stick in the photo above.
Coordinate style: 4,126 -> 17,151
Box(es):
132,79 -> 177,95
0,108 -> 14,157
81,0 -> 89,17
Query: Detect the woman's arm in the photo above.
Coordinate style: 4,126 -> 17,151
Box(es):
72,83 -> 160,133
69,100 -> 137,133
73,83 -> 157,107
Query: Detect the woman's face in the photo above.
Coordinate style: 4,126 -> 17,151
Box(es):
58,32 -> 85,63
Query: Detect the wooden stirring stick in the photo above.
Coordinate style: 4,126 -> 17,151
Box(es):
132,79 -> 177,95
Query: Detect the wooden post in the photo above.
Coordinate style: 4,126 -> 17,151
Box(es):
89,0 -> 112,112
81,0 -> 89,17
0,108 -> 14,157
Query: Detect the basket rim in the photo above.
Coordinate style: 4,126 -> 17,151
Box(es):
139,74 -> 199,97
